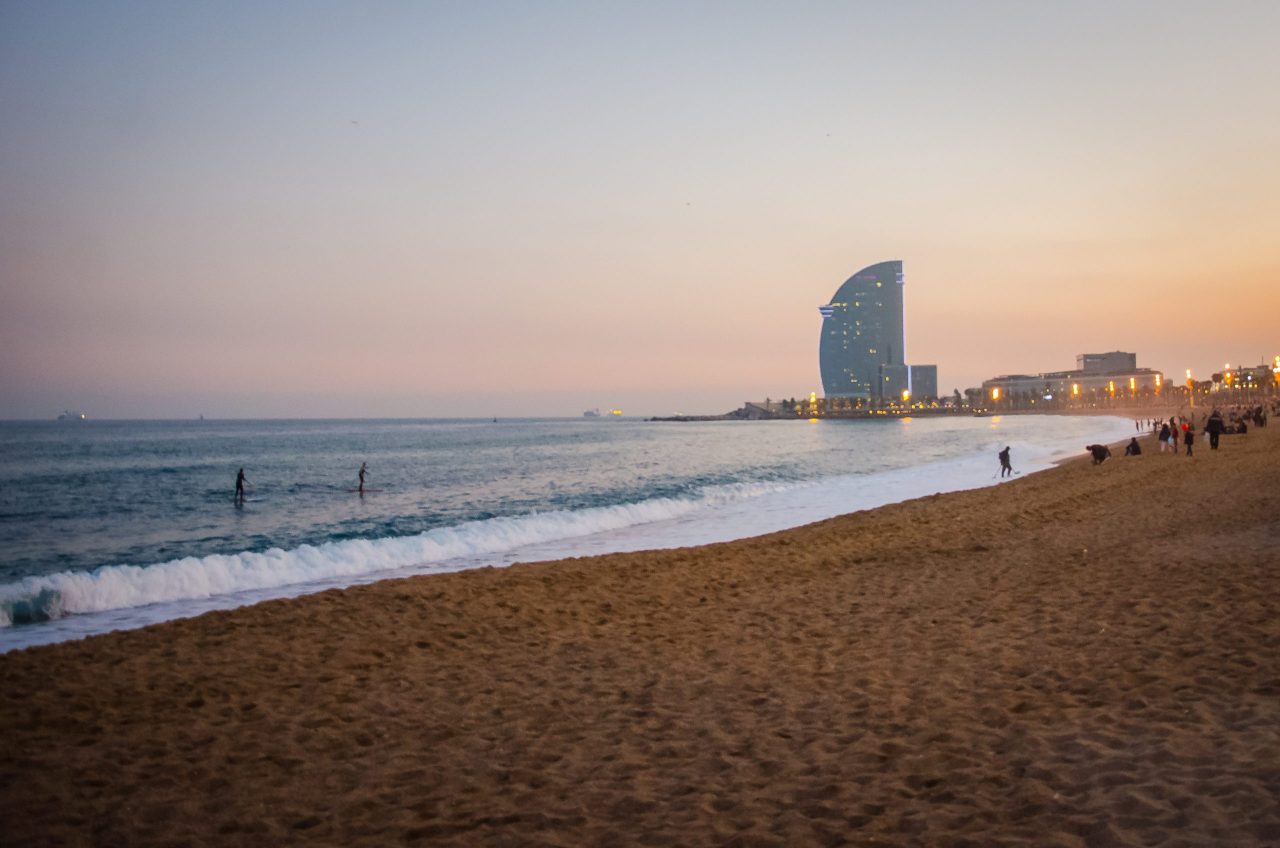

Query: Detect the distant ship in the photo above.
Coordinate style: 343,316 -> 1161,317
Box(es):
609,409 -> 623,417
583,409 -> 600,418
57,410 -> 87,421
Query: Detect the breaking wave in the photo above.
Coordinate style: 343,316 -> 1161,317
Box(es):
0,481 -> 791,627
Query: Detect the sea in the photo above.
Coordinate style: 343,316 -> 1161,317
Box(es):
0,414 -> 1135,652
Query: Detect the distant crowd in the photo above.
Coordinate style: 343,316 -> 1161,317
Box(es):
1117,403 -> 1273,463
1002,401 -> 1276,474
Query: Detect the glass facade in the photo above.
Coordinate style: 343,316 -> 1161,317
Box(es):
818,260 -> 905,398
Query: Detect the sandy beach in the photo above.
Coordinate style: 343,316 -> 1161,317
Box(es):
2,423 -> 1277,847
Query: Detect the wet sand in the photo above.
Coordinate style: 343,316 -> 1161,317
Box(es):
2,425 -> 1278,847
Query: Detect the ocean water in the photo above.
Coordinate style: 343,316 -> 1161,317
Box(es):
0,415 -> 1134,651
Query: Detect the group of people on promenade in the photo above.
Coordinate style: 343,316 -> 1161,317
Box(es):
234,462 -> 370,504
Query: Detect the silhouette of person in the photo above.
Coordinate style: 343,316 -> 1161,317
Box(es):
358,462 -> 368,495
1124,437 -> 1142,456
235,468 -> 247,503
998,446 -> 1013,478
1206,409 -> 1224,449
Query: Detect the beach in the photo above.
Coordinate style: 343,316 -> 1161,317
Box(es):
2,424 -> 1277,847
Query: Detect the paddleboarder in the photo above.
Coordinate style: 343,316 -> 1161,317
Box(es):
358,462 -> 368,495
998,446 -> 1013,478
235,468 -> 247,504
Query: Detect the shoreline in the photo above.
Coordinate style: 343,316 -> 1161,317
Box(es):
0,416 -> 1136,652
2,424 -> 1277,845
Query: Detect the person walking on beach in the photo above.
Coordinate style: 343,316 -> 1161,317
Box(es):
998,446 -> 1013,478
235,468 -> 247,504
1170,418 -> 1180,452
358,462 -> 368,495
1206,409 -> 1224,450
1184,423 -> 1195,457
1158,422 -> 1172,453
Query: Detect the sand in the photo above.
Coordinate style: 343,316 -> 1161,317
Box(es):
2,424 -> 1278,847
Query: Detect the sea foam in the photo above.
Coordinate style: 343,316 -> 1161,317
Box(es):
0,414 -> 1137,650
0,480 -> 789,628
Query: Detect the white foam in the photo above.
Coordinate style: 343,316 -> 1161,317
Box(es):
0,480 -> 790,629
0,415 -> 1136,652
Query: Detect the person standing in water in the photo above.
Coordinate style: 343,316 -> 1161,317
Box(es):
998,446 -> 1013,478
235,468 -> 247,504
358,462 -> 368,495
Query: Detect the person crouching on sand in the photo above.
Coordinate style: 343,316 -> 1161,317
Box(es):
1087,444 -> 1111,464
1124,437 -> 1142,456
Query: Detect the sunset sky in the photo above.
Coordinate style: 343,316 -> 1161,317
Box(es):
2,1 -> 1277,418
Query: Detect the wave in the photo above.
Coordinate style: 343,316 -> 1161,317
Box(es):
0,480 -> 792,627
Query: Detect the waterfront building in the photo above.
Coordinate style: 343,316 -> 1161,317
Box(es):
1214,360 -> 1280,391
981,351 -> 1164,403
1077,351 -> 1136,373
879,364 -> 909,402
818,260 -> 937,401
908,365 -> 938,401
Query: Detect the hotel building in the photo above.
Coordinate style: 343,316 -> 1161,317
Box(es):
818,260 -> 937,401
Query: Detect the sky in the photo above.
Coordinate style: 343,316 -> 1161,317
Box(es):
2,1 -> 1278,419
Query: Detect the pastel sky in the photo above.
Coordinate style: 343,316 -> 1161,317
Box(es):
2,1 -> 1277,418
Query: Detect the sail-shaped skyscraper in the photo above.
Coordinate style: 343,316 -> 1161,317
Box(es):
818,260 -> 936,401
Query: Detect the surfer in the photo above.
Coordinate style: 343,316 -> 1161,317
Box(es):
358,462 -> 368,495
235,468 -> 247,503
998,446 -> 1013,478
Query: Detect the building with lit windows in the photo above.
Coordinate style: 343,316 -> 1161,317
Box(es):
1214,360 -> 1280,391
981,351 -> 1164,402
818,260 -> 938,401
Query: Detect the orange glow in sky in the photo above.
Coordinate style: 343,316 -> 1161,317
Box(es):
1,4 -> 1277,417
